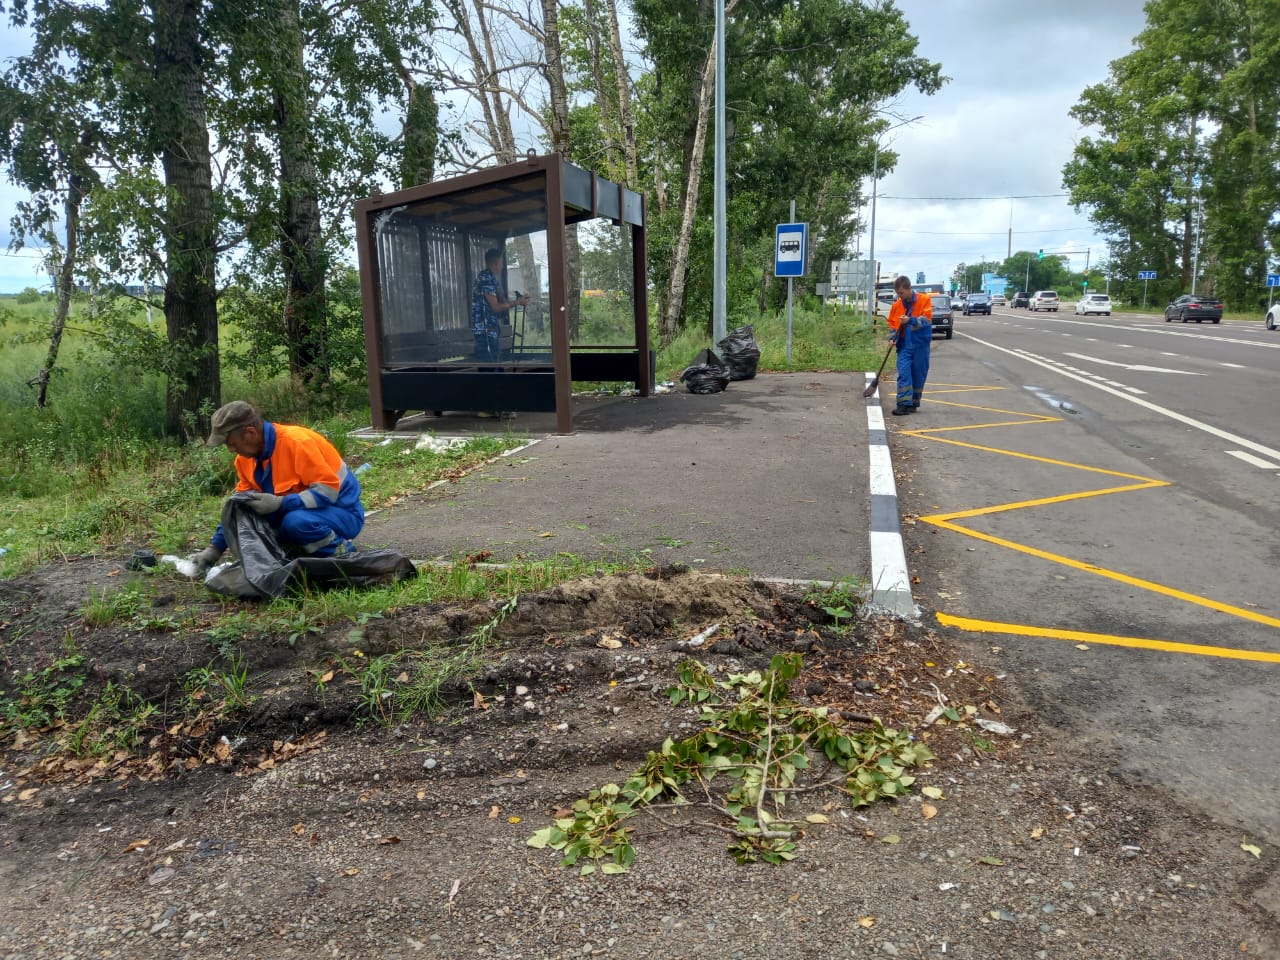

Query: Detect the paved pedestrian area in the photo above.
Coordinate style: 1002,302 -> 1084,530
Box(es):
365,373 -> 871,582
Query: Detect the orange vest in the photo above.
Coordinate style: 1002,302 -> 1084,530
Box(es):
234,422 -> 346,499
887,293 -> 933,332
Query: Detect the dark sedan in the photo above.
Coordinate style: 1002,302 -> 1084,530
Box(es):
1164,294 -> 1223,324
929,293 -> 954,340
963,292 -> 991,315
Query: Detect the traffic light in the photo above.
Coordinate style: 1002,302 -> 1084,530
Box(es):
1082,280 -> 1089,288
1037,249 -> 1044,260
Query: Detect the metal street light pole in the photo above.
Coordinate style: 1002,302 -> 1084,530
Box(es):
865,115 -> 922,327
712,0 -> 727,344
866,144 -> 879,326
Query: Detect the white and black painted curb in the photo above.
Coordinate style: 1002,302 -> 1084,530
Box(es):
864,372 -> 918,618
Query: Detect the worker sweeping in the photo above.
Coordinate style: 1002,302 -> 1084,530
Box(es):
885,275 -> 933,416
187,401 -> 365,577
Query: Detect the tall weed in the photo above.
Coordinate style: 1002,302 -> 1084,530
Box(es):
655,303 -> 880,382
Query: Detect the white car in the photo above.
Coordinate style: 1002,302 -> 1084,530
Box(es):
1075,293 -> 1112,316
990,294 -> 1006,307
1029,291 -> 1060,311
1267,304 -> 1279,330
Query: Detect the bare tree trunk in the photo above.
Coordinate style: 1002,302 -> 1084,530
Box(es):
1181,114 -> 1198,291
581,0 -> 618,176
153,0 -> 220,438
31,154 -> 89,409
400,81 -> 438,187
276,0 -> 328,390
660,37 -> 717,341
603,0 -> 638,189
451,0 -> 541,303
540,0 -> 581,338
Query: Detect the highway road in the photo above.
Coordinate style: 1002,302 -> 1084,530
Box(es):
890,303 -> 1280,841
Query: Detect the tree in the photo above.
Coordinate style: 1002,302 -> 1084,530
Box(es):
631,0 -> 943,339
3,0 -> 222,437
1064,0 -> 1280,308
0,58 -> 102,409
215,0 -> 435,390
151,0 -> 221,436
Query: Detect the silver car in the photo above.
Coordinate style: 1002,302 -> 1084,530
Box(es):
1029,291 -> 1060,312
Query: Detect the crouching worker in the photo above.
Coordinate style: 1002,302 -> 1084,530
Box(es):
188,401 -> 365,577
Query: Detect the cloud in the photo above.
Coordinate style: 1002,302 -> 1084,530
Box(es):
850,0 -> 1149,286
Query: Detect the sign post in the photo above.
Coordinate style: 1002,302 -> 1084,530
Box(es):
1267,273 -> 1280,310
1138,270 -> 1157,308
775,210 -> 806,364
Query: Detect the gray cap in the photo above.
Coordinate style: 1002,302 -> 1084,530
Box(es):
206,401 -> 261,447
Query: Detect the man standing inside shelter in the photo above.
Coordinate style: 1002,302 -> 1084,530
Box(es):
471,247 -> 530,361
188,401 -> 365,575
886,275 -> 933,416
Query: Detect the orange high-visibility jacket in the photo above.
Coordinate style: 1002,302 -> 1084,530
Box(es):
232,422 -> 358,511
887,292 -> 933,335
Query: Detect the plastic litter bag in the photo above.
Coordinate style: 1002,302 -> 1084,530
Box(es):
204,499 -> 416,600
716,324 -> 761,380
679,348 -> 731,395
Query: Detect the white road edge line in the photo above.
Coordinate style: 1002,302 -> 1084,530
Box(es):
1225,450 -> 1280,470
960,334 -> 1280,462
864,371 -> 917,619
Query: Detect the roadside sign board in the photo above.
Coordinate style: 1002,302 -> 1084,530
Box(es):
831,258 -> 874,291
1138,270 -> 1157,280
916,271 -> 925,284
1267,274 -> 1280,287
775,223 -> 807,277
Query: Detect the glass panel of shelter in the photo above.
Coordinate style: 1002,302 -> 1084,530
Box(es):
373,176 -> 555,369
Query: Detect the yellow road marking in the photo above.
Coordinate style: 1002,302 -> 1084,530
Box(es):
917,383 -> 1007,395
897,386 -> 1280,655
938,613 -> 1280,664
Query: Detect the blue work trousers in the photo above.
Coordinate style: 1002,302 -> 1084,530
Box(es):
895,321 -> 933,409
273,504 -> 364,556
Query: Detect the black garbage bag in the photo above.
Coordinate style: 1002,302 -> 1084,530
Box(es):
716,324 -> 761,380
679,348 -> 731,395
205,498 -> 417,600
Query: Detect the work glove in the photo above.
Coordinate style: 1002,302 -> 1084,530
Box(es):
190,545 -> 223,575
243,491 -> 285,515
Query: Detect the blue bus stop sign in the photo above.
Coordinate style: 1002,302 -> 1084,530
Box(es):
1266,274 -> 1280,287
775,223 -> 807,278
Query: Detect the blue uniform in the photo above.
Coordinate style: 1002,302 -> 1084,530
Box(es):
889,294 -> 932,410
211,422 -> 364,556
471,268 -> 502,360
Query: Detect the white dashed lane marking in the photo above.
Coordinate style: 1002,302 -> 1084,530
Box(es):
1225,450 -> 1280,470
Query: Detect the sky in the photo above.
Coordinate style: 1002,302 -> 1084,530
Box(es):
0,0 -> 1152,294
864,0 -> 1150,289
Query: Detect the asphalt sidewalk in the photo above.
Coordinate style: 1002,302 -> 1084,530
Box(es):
364,373 -> 873,583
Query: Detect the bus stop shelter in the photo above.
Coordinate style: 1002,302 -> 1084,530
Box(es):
354,153 -> 651,434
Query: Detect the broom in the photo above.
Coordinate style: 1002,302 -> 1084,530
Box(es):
863,339 -> 895,398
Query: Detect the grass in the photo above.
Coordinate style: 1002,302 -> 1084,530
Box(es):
247,552 -> 648,633
654,303 -> 883,382
341,594 -> 520,725
1,290 -> 878,585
